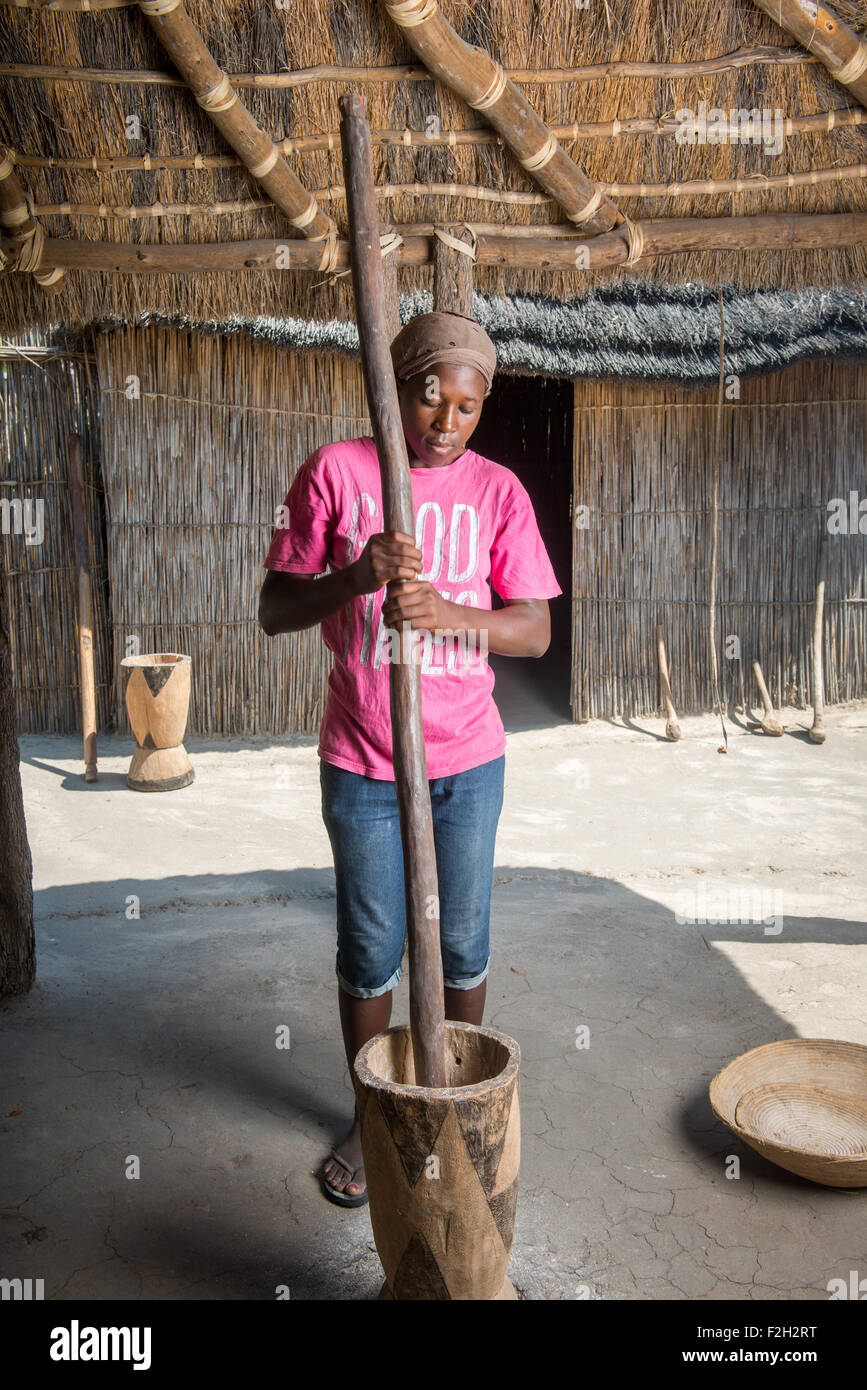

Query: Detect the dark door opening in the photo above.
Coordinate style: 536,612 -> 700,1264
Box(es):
469,373 -> 573,730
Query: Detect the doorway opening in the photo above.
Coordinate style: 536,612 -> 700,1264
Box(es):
469,373 -> 574,730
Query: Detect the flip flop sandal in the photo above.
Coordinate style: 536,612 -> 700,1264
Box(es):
321,1149 -> 368,1208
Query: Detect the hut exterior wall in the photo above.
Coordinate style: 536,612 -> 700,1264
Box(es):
572,360 -> 867,720
6,326 -> 867,739
1,343 -> 112,735
94,325 -> 370,738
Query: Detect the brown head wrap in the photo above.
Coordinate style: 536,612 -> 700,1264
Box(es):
390,311 -> 497,398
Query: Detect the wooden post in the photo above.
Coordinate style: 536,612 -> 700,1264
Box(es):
0,540 -> 35,998
433,226 -> 474,316
68,434 -> 98,781
339,91 -> 446,1089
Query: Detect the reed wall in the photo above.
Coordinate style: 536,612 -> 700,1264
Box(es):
572,359 -> 867,720
94,323 -> 371,737
5,324 -> 866,738
0,338 -> 112,733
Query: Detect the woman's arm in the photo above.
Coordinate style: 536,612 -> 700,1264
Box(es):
258,531 -> 423,636
381,584 -> 550,658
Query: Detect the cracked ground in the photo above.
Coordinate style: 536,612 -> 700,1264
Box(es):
2,701 -> 866,1300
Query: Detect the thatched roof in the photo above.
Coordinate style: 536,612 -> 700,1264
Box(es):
1,0 -> 867,334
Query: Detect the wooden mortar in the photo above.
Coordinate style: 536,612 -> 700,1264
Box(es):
354,1022 -> 521,1300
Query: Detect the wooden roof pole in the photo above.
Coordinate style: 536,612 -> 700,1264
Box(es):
0,149 -> 64,290
13,211 -> 867,274
750,0 -> 867,106
137,0 -> 335,243
379,0 -> 619,236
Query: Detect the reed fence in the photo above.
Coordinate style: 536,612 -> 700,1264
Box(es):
94,323 -> 370,737
0,334 -> 111,733
572,358 -> 867,720
4,322 -> 866,738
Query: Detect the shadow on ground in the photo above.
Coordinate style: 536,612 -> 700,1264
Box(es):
1,865 -> 864,1300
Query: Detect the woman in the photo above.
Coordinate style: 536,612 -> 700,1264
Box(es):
259,312 -> 561,1205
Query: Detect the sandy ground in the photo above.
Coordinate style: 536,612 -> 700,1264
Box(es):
2,676 -> 866,1300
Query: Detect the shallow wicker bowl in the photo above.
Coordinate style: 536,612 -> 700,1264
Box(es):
709,1039 -> 867,1188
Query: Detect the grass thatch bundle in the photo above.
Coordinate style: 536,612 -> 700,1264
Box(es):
1,0 -> 867,332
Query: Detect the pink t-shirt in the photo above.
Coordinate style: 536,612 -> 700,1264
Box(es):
263,435 -> 562,779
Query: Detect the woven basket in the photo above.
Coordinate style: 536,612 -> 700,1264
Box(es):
709,1039 -> 867,1188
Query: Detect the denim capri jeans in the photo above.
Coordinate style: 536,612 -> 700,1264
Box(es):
320,755 -> 505,999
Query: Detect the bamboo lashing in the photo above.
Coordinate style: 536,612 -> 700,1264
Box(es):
750,0 -> 867,105
338,91 -> 446,1090
135,0 -> 333,241
0,149 -> 63,289
378,0 -> 619,236
68,433 -> 98,781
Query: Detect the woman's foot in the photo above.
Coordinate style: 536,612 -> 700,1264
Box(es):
322,1118 -> 367,1205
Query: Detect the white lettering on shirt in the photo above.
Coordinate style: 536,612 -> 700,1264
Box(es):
416,502 -> 444,582
353,498 -> 482,671
447,504 -> 479,584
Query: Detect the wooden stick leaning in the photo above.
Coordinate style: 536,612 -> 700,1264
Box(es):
810,580 -> 827,744
655,627 -> 681,741
339,91 -> 446,1089
751,661 -> 784,736
68,434 -> 98,781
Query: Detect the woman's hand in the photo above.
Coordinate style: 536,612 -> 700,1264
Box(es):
352,531 -> 423,595
381,580 -> 453,633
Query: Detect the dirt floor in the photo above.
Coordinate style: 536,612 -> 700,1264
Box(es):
2,675 -> 866,1300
